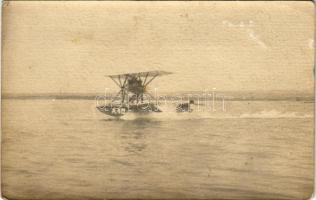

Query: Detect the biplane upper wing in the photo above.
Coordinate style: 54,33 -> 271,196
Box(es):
106,70 -> 172,89
106,70 -> 172,78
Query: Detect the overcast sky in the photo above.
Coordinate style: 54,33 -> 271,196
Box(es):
2,1 -> 314,94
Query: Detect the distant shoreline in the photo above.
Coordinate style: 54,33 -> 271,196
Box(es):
2,93 -> 314,102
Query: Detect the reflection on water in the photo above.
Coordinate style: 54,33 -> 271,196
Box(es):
118,119 -> 162,154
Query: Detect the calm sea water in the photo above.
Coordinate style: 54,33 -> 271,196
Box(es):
2,99 -> 314,199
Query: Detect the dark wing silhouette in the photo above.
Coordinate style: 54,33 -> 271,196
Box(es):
106,70 -> 172,78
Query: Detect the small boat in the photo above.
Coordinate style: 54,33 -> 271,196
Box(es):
176,100 -> 194,112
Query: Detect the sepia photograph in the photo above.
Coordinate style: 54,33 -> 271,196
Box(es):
1,1 -> 315,199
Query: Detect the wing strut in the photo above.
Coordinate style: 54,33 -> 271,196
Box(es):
142,72 -> 149,86
110,77 -> 121,88
118,75 -> 122,87
144,74 -> 158,87
121,75 -> 129,103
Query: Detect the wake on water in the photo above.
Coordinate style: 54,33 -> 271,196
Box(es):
95,99 -> 313,121
100,106 -> 313,121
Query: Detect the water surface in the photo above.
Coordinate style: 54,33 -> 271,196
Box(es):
2,99 -> 314,199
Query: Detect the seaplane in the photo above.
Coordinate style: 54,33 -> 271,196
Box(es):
96,70 -> 172,117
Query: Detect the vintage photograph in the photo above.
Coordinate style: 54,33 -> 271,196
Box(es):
1,1 -> 314,199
